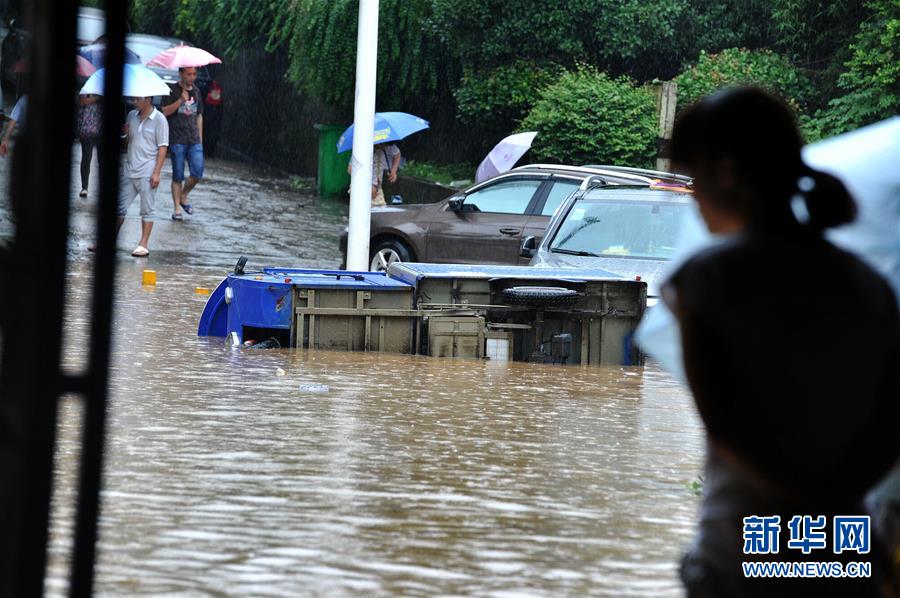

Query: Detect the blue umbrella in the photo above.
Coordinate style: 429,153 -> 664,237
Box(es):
78,42 -> 142,68
336,112 -> 429,153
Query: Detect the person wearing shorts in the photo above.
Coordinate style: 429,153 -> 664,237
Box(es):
118,97 -> 169,257
346,143 -> 401,206
162,66 -> 204,220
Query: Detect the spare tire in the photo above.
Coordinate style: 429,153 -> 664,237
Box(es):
502,286 -> 579,308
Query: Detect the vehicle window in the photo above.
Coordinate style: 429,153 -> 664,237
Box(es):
464,179 -> 542,214
541,180 -> 581,216
77,16 -> 105,45
125,39 -> 173,64
551,195 -> 688,259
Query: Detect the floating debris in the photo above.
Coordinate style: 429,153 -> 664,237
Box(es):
275,367 -> 286,376
142,270 -> 157,286
252,337 -> 281,350
298,383 -> 330,394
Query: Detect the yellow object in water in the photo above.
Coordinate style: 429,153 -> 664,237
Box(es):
142,270 -> 157,286
194,287 -> 211,295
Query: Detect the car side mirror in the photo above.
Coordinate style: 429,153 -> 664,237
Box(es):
520,236 -> 537,258
447,195 -> 464,211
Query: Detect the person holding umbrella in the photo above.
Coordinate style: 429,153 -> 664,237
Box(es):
151,46 -> 221,221
118,96 -> 169,257
80,64 -> 171,256
349,142 -> 401,206
161,66 -> 204,220
337,111 -> 428,205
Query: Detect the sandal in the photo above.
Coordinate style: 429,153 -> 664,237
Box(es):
180,202 -> 193,215
171,212 -> 183,221
131,245 -> 149,257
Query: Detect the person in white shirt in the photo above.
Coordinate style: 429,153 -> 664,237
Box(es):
117,96 -> 169,257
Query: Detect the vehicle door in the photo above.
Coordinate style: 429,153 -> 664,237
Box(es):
425,176 -> 547,264
518,176 -> 583,264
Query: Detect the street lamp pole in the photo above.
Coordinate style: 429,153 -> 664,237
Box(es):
345,0 -> 380,272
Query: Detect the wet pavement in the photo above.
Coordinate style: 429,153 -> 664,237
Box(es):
2,145 -> 704,596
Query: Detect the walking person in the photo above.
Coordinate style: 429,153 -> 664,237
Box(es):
0,93 -> 26,158
348,142 -> 401,206
76,93 -> 102,197
161,66 -> 203,220
118,96 -> 169,257
374,142 -> 401,205
665,87 -> 899,597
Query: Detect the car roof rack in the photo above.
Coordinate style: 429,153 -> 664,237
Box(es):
511,163 -> 656,185
581,164 -> 692,185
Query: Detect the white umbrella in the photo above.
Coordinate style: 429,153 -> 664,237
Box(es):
79,63 -> 172,97
476,131 -> 537,182
635,116 -> 900,382
804,116 -> 900,299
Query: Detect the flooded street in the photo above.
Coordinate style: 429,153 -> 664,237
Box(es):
4,149 -> 704,596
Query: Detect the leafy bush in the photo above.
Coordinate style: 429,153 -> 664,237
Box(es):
519,69 -> 658,167
674,48 -> 815,112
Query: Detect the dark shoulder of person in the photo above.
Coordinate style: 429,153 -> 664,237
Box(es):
670,233 -> 897,312
165,84 -> 180,106
665,238 -> 743,314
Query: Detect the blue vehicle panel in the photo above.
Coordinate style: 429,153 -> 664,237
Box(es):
198,269 -> 414,341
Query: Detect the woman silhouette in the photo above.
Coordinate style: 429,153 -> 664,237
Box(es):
665,87 -> 899,597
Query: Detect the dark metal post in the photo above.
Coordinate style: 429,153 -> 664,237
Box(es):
0,0 -> 127,595
0,0 -> 79,596
69,0 -> 128,595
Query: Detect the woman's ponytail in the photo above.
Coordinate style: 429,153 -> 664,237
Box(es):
793,166 -> 857,231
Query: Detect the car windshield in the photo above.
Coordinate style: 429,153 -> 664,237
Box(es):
550,192 -> 690,260
125,38 -> 176,64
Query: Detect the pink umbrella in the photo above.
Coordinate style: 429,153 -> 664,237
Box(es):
146,44 -> 222,69
476,131 -> 538,183
75,55 -> 97,77
14,55 -> 96,77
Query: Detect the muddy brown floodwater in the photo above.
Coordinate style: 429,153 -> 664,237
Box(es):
2,148 -> 704,596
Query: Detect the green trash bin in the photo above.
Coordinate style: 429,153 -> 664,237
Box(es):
314,124 -> 351,198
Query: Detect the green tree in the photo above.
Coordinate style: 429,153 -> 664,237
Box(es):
685,0 -> 775,53
803,0 -> 899,138
282,0 -> 456,110
453,60 -> 562,133
772,0 -> 868,66
430,0 -> 778,82
771,0 -> 871,109
520,68 -> 657,167
674,48 -> 815,112
130,0 -> 181,37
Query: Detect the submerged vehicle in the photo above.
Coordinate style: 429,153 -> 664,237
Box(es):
198,259 -> 648,366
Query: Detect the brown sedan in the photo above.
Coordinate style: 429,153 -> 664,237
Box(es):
339,165 -> 668,271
